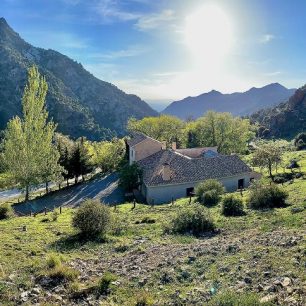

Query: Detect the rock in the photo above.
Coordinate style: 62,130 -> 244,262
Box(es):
263,271 -> 271,277
31,287 -> 41,295
291,207 -> 304,214
260,294 -> 277,303
52,294 -> 63,301
237,281 -> 246,288
257,284 -> 264,291
263,285 -> 276,292
226,244 -> 240,253
281,277 -> 291,287
187,256 -> 196,264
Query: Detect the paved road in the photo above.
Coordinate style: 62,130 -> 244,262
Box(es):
0,176 -> 84,202
13,173 -> 125,215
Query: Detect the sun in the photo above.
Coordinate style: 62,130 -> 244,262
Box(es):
184,4 -> 233,69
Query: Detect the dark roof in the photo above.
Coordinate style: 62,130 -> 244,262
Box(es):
138,150 -> 252,186
126,132 -> 148,147
175,147 -> 218,158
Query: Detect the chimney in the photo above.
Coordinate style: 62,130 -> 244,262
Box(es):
162,163 -> 171,181
172,142 -> 177,150
161,141 -> 167,150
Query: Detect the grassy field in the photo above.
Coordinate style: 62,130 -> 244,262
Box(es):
0,151 -> 305,305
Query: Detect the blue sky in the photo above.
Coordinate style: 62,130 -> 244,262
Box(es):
1,0 -> 306,107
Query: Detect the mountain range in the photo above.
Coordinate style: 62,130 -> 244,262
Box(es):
162,83 -> 296,119
0,17 -> 157,140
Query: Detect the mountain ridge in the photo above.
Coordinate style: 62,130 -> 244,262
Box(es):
162,83 -> 296,119
250,84 -> 306,138
0,17 -> 157,140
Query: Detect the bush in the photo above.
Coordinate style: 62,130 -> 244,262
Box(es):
195,179 -> 224,206
221,195 -> 244,216
202,189 -> 221,206
72,199 -> 111,238
168,204 -> 215,236
134,291 -> 154,306
48,265 -> 79,282
208,290 -> 273,306
46,254 -> 62,269
248,182 -> 288,209
0,203 -> 14,220
97,272 -> 117,295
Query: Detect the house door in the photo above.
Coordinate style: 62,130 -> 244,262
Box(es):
238,179 -> 244,189
186,187 -> 194,197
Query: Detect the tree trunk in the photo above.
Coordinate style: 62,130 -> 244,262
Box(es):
75,176 -> 78,184
25,185 -> 29,201
45,182 -> 49,194
268,163 -> 274,181
66,178 -> 69,187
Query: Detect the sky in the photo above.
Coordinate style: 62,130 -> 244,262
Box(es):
1,0 -> 306,109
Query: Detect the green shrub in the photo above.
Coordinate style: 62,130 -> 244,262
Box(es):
195,179 -> 224,206
97,272 -> 117,295
134,291 -> 154,306
208,290 -> 274,306
168,204 -> 215,236
72,199 -> 111,238
248,182 -> 288,209
0,203 -> 14,220
46,254 -> 62,269
48,265 -> 79,282
202,189 -> 221,206
221,195 -> 244,216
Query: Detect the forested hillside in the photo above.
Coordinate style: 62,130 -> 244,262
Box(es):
0,17 -> 157,140
250,85 -> 306,138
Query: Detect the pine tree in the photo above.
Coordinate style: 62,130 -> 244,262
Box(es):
3,66 -> 61,200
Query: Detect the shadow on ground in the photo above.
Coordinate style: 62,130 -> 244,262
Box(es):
13,173 -> 125,215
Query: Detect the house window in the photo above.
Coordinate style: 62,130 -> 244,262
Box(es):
238,179 -> 244,189
186,187 -> 194,196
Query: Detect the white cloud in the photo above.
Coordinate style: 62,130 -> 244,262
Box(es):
94,0 -> 140,23
135,9 -> 176,31
260,34 -> 275,44
264,71 -> 282,77
89,45 -> 148,60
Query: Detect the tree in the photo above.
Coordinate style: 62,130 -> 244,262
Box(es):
186,111 -> 255,154
55,133 -> 75,186
294,132 -> 306,150
127,115 -> 186,147
252,141 -> 283,181
88,138 -> 126,173
119,163 -> 142,192
3,66 -> 61,200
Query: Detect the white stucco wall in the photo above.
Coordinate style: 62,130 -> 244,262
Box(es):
144,172 -> 253,204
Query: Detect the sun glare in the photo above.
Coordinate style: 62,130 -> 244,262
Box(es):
184,4 -> 233,69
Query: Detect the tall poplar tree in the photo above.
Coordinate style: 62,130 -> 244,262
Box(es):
3,66 -> 62,200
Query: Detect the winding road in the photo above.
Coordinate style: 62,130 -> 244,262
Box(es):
11,173 -> 125,215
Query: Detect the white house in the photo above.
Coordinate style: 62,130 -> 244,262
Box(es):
127,133 -> 259,204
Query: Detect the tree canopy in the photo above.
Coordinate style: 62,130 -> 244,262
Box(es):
3,66 -> 62,199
